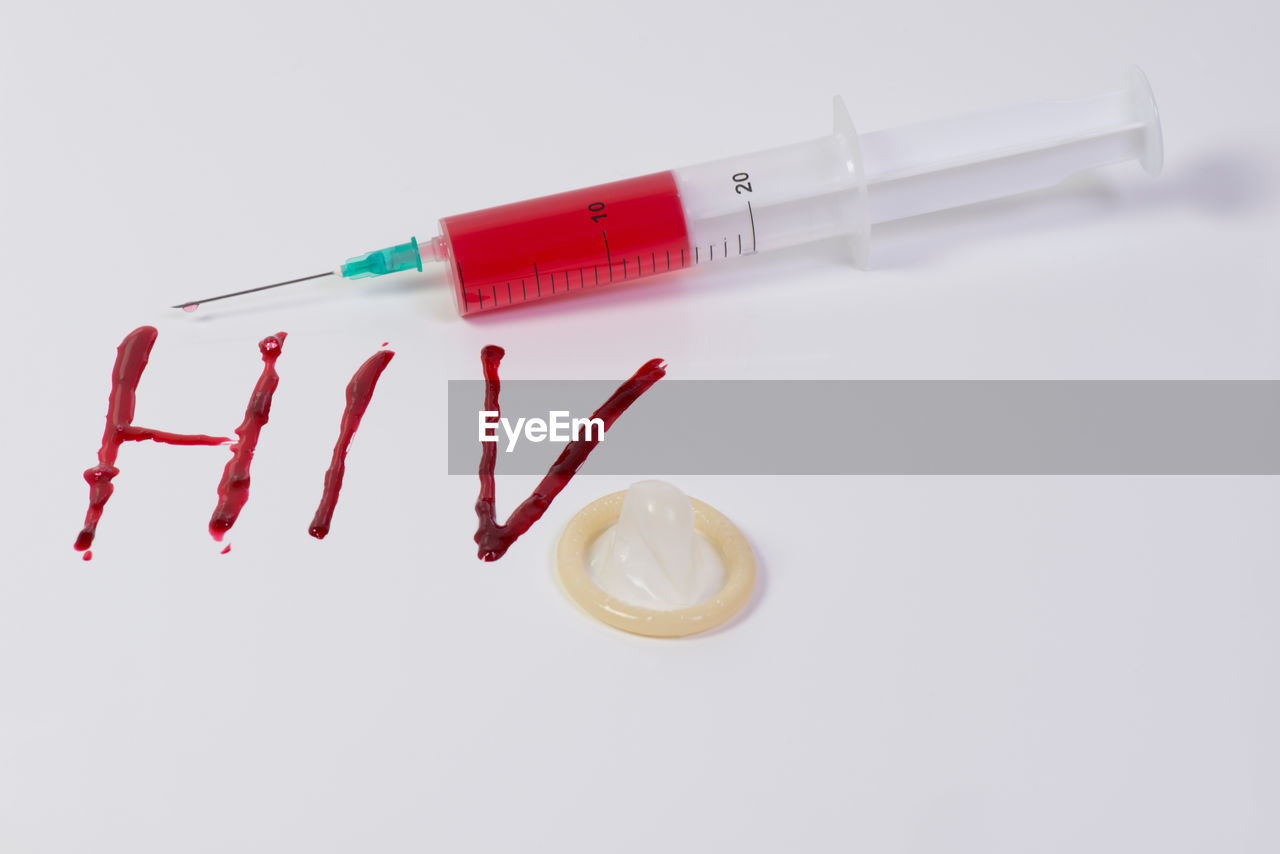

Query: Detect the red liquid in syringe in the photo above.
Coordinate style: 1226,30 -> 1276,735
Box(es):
440,171 -> 690,315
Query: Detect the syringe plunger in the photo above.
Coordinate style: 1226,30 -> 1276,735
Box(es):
856,66 -> 1163,227
674,66 -> 1163,268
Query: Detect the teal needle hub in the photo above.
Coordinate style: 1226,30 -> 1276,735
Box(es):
340,237 -> 422,280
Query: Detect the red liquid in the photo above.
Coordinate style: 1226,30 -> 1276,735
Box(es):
474,346 -> 666,561
74,327 -> 230,554
221,545 -> 231,555
441,171 -> 690,315
309,350 -> 395,539
209,333 -> 287,541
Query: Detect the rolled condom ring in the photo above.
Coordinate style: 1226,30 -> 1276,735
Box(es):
556,482 -> 756,638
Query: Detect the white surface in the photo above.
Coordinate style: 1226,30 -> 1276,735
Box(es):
587,480 -> 725,609
1,1 -> 1277,852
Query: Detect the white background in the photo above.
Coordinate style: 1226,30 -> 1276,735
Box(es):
2,0 -> 1277,851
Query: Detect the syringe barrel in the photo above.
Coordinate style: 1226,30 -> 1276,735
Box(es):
435,137 -> 864,315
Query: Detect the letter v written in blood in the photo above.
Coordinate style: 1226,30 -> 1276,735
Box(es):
473,345 -> 666,561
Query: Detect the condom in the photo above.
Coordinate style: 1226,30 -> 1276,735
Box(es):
556,483 -> 756,638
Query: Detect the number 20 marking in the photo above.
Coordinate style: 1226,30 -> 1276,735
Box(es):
733,172 -> 752,194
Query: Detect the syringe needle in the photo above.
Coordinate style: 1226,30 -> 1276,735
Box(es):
172,271 -> 335,311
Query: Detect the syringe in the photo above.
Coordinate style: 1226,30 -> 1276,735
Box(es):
175,69 -> 1162,314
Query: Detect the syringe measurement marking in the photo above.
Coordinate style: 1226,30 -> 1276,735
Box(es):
602,232 -> 614,282
468,233 -> 694,308
503,246 -> 692,304
747,201 -> 757,252
457,262 -> 469,314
